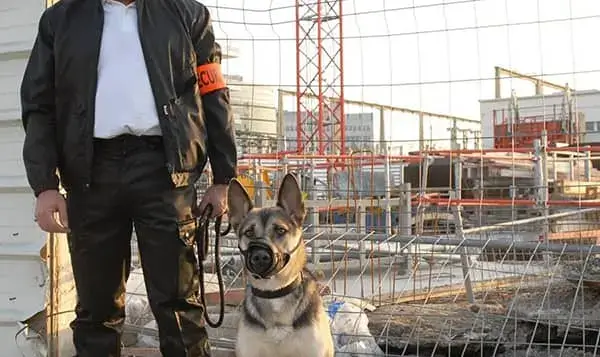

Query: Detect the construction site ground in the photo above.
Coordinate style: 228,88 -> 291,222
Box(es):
119,256 -> 600,356
123,275 -> 600,357
369,277 -> 600,357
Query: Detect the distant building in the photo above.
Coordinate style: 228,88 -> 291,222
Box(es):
227,75 -> 277,136
282,111 -> 375,152
222,51 -> 278,154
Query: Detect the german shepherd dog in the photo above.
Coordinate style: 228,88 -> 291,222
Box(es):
227,173 -> 334,357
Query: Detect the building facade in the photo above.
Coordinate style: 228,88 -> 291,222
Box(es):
282,111 -> 375,152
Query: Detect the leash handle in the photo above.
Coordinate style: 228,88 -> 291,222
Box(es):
196,204 -> 231,261
196,203 -> 230,328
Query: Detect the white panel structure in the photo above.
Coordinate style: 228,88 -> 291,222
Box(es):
228,75 -> 277,136
0,125 -> 28,181
0,1 -> 48,357
479,89 -> 600,149
0,0 -> 42,54
0,58 -> 27,123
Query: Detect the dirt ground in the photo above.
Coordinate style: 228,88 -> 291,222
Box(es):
368,277 -> 600,357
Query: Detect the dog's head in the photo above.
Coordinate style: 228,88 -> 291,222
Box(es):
227,173 -> 306,289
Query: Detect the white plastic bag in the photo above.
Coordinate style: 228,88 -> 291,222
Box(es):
125,295 -> 152,327
326,300 -> 385,357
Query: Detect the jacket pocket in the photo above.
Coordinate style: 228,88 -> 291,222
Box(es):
177,217 -> 197,247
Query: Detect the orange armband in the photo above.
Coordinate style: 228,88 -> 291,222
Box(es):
196,63 -> 227,95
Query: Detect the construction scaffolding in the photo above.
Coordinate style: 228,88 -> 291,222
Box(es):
295,0 -> 345,155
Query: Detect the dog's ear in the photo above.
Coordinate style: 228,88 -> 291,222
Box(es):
277,173 -> 305,225
227,178 -> 253,231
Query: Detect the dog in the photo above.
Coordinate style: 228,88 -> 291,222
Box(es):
227,173 -> 334,357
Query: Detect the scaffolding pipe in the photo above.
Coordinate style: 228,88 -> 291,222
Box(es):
540,132 -> 550,242
461,207 -> 600,235
256,199 -> 600,213
278,89 -> 479,124
299,233 -> 600,255
241,153 -> 422,161
494,66 -> 569,99
450,194 -> 475,303
413,145 -> 597,155
383,145 -> 392,236
419,198 -> 600,207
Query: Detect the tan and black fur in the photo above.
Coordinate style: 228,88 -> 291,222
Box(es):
227,173 -> 334,357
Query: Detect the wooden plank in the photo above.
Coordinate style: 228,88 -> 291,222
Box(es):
547,229 -> 600,242
46,232 -> 76,357
375,276 -> 540,305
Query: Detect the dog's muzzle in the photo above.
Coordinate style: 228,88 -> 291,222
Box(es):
240,239 -> 301,279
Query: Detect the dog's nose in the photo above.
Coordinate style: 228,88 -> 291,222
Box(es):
248,248 -> 273,274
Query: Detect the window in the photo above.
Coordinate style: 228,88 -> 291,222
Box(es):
586,121 -> 597,133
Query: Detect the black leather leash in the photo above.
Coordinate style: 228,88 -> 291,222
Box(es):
196,204 -> 231,328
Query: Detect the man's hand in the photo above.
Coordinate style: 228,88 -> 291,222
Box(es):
196,184 -> 228,218
35,190 -> 69,233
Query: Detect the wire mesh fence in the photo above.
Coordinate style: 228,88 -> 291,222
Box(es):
108,0 -> 600,356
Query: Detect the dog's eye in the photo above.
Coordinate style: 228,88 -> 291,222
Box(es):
244,228 -> 255,238
274,226 -> 287,236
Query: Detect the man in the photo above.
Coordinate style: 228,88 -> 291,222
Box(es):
20,0 -> 237,356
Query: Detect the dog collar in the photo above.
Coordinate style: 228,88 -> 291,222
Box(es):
251,275 -> 303,299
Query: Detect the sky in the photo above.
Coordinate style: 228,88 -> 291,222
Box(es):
200,0 -> 600,149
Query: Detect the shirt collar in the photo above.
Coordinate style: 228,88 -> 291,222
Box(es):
102,0 -> 136,8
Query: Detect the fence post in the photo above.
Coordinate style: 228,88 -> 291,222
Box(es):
534,137 -> 549,243
585,149 -> 592,182
252,159 -> 261,205
398,183 -> 412,275
451,158 -> 475,304
306,161 -> 320,265
384,144 -> 392,236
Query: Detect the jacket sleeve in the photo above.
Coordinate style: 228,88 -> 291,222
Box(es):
21,9 -> 60,197
191,4 -> 238,185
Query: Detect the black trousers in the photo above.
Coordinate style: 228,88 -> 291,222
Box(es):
65,134 -> 210,357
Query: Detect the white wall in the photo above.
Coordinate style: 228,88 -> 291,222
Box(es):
0,0 -> 43,54
0,58 -> 28,123
0,1 -> 49,356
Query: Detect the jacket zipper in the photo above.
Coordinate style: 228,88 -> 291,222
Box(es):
163,102 -> 185,173
85,3 -> 105,188
137,3 -> 175,175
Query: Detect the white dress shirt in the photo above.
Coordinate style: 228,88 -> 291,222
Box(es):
93,0 -> 162,139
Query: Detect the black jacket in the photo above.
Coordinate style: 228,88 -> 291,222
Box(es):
20,0 -> 237,196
